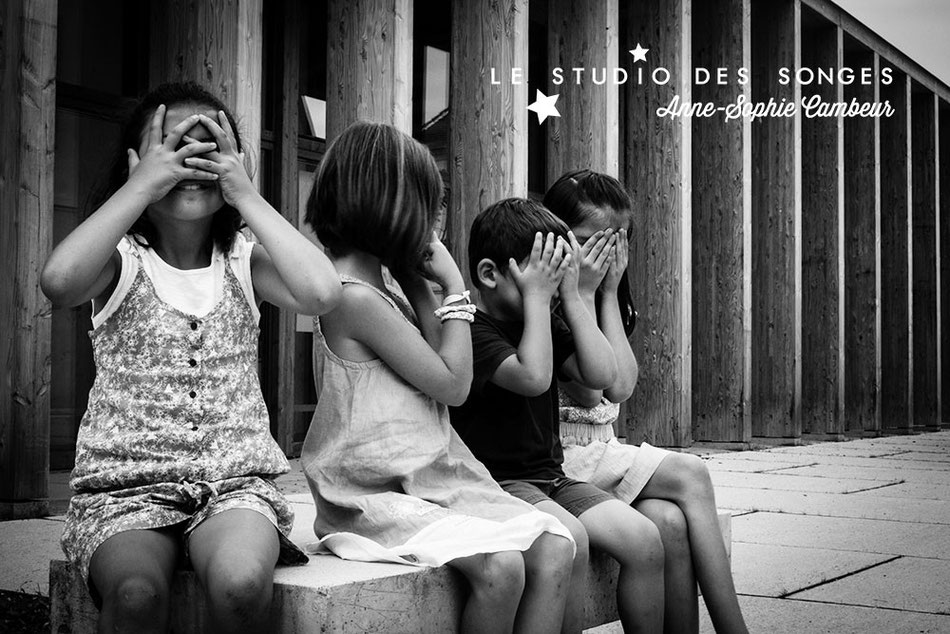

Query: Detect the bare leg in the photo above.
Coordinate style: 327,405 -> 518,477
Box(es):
635,498 -> 698,634
638,453 -> 748,634
188,509 -> 280,634
534,500 -> 589,634
578,499 -> 664,634
89,528 -> 179,634
448,551 -> 526,634
517,532 -> 574,633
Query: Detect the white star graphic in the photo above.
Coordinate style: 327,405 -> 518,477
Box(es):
629,43 -> 649,63
527,90 -> 561,124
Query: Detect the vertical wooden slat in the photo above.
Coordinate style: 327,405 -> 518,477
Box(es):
911,91 -> 939,430
880,72 -> 913,432
801,22 -> 845,438
843,49 -> 882,434
691,0 -> 751,443
326,0 -> 413,139
751,0 -> 802,438
0,0 -> 56,519
275,0 -> 302,454
546,0 -> 619,182
941,101 -> 950,426
448,0 -> 529,285
150,0 -> 264,186
623,0 -> 692,447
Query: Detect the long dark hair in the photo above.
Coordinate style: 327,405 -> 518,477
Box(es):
87,82 -> 244,254
543,169 -> 638,335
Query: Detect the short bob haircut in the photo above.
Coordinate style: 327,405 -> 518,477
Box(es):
468,197 -> 570,289
543,169 -> 638,335
305,121 -> 443,273
88,81 -> 244,254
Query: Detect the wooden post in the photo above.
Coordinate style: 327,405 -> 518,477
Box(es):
622,0 -> 692,447
801,21 -> 845,438
326,0 -> 413,138
546,0 -> 619,181
880,73 -> 913,432
0,0 -> 56,519
750,0 -> 802,439
911,91 -> 939,430
690,0 -> 751,444
941,101 -> 950,426
149,0 -> 264,187
448,0 -> 529,284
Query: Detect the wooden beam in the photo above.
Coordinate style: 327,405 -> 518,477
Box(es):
326,0 -> 413,138
801,22 -> 845,438
941,101 -> 950,426
622,0 -> 692,447
690,0 -> 751,443
911,91 -> 939,430
750,0 -> 802,439
150,0 -> 264,187
801,0 -> 950,105
448,0 -> 529,285
880,72 -> 913,432
546,0 -> 619,182
0,0 -> 56,519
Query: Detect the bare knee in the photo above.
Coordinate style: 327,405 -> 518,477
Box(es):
206,558 -> 273,616
671,453 -> 715,500
473,551 -> 526,598
526,533 -> 574,583
107,575 -> 169,623
638,500 -> 689,549
623,518 -> 665,574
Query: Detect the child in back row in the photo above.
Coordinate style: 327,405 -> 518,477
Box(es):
42,82 -> 340,633
299,122 -> 574,634
450,198 -> 669,633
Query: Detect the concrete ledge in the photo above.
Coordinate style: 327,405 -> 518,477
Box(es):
50,505 -> 731,633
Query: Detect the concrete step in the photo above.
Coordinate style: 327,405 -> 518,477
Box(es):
50,504 -> 731,633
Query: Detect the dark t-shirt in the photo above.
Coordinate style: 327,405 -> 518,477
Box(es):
450,311 -> 576,481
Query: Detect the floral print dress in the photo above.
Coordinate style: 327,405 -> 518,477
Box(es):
62,236 -> 307,585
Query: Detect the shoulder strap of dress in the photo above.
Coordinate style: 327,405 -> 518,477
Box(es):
339,274 -> 415,327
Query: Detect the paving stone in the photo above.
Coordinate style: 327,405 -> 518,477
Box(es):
713,486 -> 950,523
776,454 -> 950,471
729,542 -> 891,597
698,595 -> 950,634
705,457 -> 818,473
767,445 -> 910,458
732,512 -> 950,559
710,471 -> 896,494
847,481 -> 950,501
878,451 -> 950,463
0,518 -> 65,593
792,557 -> 950,615
777,464 -> 950,484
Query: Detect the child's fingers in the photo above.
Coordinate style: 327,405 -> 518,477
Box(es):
197,114 -> 232,153
183,157 -> 223,174
147,104 -> 165,150
568,231 -> 583,256
177,141 -> 218,159
182,167 -> 220,181
164,114 -> 201,150
217,111 -> 240,151
127,149 -> 140,174
550,235 -> 565,268
580,231 -> 603,258
592,234 -> 615,270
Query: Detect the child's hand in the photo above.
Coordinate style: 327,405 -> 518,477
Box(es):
126,105 -> 219,204
184,112 -> 257,207
576,230 -> 613,298
508,232 -> 569,300
420,232 -> 465,291
559,232 -> 586,299
602,229 -> 629,293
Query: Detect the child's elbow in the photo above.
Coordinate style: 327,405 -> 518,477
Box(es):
40,263 -> 73,306
439,377 -> 471,407
302,277 -> 343,316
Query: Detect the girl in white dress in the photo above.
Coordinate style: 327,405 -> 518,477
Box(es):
301,122 -> 574,634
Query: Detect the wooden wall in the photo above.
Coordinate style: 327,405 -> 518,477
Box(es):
0,0 -> 57,519
623,0 -> 693,447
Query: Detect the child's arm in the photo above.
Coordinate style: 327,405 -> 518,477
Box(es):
42,108 -> 217,307
190,113 -> 342,316
490,232 -> 569,396
598,230 -> 639,402
558,233 -> 617,390
328,235 -> 472,406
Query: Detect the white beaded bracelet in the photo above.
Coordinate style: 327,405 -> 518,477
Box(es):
440,310 -> 475,323
442,290 -> 471,306
434,303 -> 477,318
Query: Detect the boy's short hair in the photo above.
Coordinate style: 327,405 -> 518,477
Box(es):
305,121 -> 443,273
468,198 -> 570,288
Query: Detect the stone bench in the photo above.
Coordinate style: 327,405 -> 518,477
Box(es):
50,501 -> 731,633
